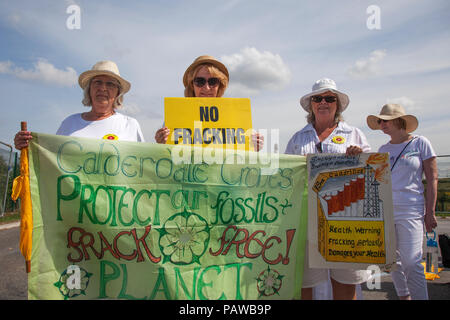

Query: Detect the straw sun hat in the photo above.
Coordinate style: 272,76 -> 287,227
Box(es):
182,55 -> 229,87
300,78 -> 350,112
367,104 -> 418,133
78,60 -> 131,93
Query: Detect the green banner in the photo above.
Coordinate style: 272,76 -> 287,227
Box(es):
27,133 -> 307,300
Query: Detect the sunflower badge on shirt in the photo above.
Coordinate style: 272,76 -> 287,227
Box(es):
331,136 -> 345,144
103,134 -> 118,140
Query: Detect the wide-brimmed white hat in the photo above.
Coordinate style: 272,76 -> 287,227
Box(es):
367,104 -> 418,133
78,60 -> 131,93
300,78 -> 349,112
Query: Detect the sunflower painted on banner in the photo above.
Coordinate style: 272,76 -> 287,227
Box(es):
331,135 -> 345,144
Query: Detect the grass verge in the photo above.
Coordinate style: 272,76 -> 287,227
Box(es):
0,211 -> 20,225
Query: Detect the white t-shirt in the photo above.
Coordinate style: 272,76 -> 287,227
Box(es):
56,112 -> 144,142
285,121 -> 371,155
378,135 -> 436,214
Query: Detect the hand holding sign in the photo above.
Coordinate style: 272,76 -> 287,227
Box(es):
252,131 -> 265,152
155,127 -> 170,144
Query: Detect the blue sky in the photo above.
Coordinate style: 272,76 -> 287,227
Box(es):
1,0 -> 450,156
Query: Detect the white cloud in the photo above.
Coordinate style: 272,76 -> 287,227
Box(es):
0,59 -> 77,87
120,103 -> 142,116
6,14 -> 21,27
218,0 -> 242,12
348,50 -> 387,79
386,96 -> 417,111
220,47 -> 291,96
0,61 -> 13,73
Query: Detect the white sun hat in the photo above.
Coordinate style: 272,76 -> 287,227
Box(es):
78,60 -> 131,93
300,78 -> 350,112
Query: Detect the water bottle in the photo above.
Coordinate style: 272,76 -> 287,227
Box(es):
425,231 -> 439,274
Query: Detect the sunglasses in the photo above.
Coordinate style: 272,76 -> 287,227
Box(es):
316,142 -> 323,153
193,77 -> 220,88
311,96 -> 337,103
377,119 -> 390,124
92,79 -> 120,90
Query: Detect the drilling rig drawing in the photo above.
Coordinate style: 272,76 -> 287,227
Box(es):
362,164 -> 383,219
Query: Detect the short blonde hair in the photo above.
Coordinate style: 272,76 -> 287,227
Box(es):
82,77 -> 125,109
184,64 -> 228,97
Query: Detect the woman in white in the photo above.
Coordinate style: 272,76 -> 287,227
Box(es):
367,104 -> 438,300
286,78 -> 371,299
14,60 -> 144,149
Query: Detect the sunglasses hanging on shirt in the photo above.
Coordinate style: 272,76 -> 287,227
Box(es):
316,142 -> 323,153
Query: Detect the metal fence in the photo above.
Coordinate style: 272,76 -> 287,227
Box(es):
0,141 -> 18,217
436,155 -> 450,213
437,155 -> 450,178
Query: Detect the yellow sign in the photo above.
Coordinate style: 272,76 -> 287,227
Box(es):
317,200 -> 386,264
164,97 -> 252,150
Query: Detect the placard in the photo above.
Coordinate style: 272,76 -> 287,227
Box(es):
307,153 -> 396,270
164,98 -> 252,150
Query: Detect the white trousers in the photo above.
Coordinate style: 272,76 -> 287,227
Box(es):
391,217 -> 428,300
312,275 -> 364,300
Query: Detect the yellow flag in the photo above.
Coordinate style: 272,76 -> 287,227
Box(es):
11,147 -> 32,273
